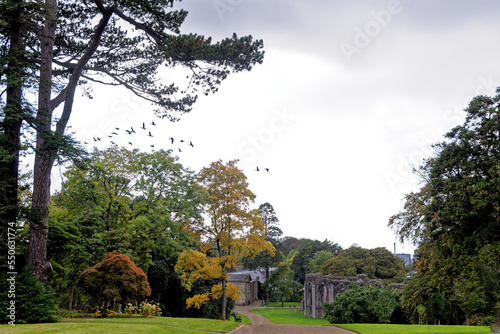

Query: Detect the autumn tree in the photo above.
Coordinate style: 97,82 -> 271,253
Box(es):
78,253 -> 151,317
0,0 -> 264,281
389,94 -> 500,324
175,160 -> 274,320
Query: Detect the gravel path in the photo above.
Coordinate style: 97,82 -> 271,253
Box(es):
229,303 -> 355,334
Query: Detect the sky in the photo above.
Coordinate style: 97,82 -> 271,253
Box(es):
39,0 -> 500,254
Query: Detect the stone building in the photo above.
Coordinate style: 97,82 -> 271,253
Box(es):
228,269 -> 272,305
303,273 -> 384,318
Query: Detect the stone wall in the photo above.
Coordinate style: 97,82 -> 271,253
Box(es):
303,273 -> 384,318
228,274 -> 260,305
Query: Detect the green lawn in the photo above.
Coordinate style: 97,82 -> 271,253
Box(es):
261,301 -> 301,308
0,316 -> 241,334
251,307 -> 492,334
250,307 -> 331,325
336,323 -> 491,334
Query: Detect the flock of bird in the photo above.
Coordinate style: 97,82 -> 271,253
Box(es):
87,121 -> 194,153
83,120 -> 270,173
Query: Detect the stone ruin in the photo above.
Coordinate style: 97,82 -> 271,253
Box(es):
303,273 -> 404,318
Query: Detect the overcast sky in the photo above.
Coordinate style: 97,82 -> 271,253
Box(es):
50,1 -> 500,254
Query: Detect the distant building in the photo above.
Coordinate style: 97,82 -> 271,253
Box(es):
396,253 -> 412,266
227,268 -> 275,305
393,243 -> 412,266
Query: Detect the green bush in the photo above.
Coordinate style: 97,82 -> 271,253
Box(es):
323,285 -> 401,324
0,267 -> 59,324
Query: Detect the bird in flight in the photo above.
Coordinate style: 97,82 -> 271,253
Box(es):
265,168 -> 270,172
128,142 -> 133,145
110,141 -> 116,145
151,121 -> 156,126
148,131 -> 153,137
256,167 -> 260,171
111,132 -> 118,135
150,144 -> 155,148
178,148 -> 182,152
141,122 -> 146,130
169,137 -> 174,144
125,130 -> 132,135
189,141 -> 194,148
115,127 -> 120,130
130,127 -> 136,133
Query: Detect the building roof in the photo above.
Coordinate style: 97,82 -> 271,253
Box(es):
228,273 -> 251,282
227,268 -> 276,284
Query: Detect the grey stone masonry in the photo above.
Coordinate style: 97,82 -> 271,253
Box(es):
304,273 -> 388,318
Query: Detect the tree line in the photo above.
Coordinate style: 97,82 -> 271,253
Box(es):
389,94 -> 500,326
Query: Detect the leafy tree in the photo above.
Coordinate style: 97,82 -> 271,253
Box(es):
0,0 -> 265,281
259,202 -> 283,240
452,272 -> 487,325
291,239 -> 342,284
417,304 -> 426,325
262,262 -> 302,306
46,216 -> 90,310
78,252 -> 151,317
281,236 -> 303,257
175,160 -> 273,320
389,94 -> 500,325
428,290 -> 446,325
306,250 -> 336,273
321,246 -> 406,282
49,147 -> 202,308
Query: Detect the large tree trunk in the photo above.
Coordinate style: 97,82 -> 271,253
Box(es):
27,0 -> 57,281
27,3 -> 112,280
222,276 -> 227,321
0,0 -> 25,252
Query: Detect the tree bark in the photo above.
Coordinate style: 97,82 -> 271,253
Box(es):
28,2 -> 112,280
27,0 -> 57,281
0,0 -> 25,250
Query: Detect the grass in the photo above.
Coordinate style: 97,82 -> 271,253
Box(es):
251,307 -> 492,334
336,323 -> 492,334
250,307 -> 330,325
261,301 -> 301,308
0,316 -> 242,334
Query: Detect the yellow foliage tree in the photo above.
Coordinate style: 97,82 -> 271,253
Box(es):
175,160 -> 274,320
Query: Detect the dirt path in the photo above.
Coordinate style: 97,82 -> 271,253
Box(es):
229,302 -> 355,334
